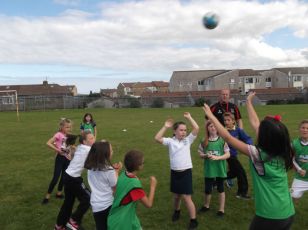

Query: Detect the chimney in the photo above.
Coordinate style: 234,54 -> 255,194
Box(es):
43,80 -> 48,86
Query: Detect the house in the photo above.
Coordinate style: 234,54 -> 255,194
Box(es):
117,81 -> 169,97
169,67 -> 308,94
0,80 -> 77,97
100,88 -> 118,98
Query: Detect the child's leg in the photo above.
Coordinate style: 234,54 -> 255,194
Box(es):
173,193 -> 182,211
290,178 -> 307,202
203,177 -> 214,208
216,178 -> 225,212
71,181 -> 91,224
232,158 -> 249,196
47,155 -> 64,196
182,195 -> 196,219
93,206 -> 111,230
57,158 -> 70,194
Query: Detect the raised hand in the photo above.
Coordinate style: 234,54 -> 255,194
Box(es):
183,112 -> 191,119
164,119 -> 174,128
150,176 -> 157,187
247,91 -> 256,103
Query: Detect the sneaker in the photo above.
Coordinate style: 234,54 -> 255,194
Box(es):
188,219 -> 198,230
216,211 -> 224,218
41,198 -> 49,205
54,225 -> 66,230
172,210 -> 180,222
66,218 -> 79,230
198,206 -> 210,213
55,194 -> 64,199
226,179 -> 234,188
236,194 -> 251,200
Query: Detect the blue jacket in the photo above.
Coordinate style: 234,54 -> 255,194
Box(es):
228,127 -> 253,157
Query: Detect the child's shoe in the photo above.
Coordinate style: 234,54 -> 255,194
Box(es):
55,194 -> 64,199
172,210 -> 181,222
226,179 -> 234,188
198,206 -> 210,213
66,218 -> 79,230
216,211 -> 224,218
41,198 -> 49,205
54,224 -> 66,230
236,193 -> 251,200
188,219 -> 198,230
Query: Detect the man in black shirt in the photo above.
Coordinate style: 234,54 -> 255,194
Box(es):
210,89 -> 243,128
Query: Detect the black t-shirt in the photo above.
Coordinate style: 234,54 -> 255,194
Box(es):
210,102 -> 242,125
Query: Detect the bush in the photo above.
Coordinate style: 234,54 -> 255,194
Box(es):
151,98 -> 164,108
195,97 -> 210,107
129,98 -> 142,108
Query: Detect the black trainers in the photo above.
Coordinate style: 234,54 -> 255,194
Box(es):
41,198 -> 49,205
172,210 -> 180,222
198,206 -> 210,213
216,211 -> 224,218
188,219 -> 198,230
236,194 -> 251,200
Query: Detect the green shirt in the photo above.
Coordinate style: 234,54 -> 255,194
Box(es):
202,137 -> 227,178
249,147 -> 295,219
293,138 -> 308,181
108,171 -> 143,230
80,122 -> 96,134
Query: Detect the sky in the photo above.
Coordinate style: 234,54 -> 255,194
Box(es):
0,0 -> 308,94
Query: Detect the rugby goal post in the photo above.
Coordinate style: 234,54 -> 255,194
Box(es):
0,90 -> 20,121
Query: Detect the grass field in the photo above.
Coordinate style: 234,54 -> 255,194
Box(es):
0,105 -> 307,230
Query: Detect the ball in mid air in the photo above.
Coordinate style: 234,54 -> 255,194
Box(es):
202,12 -> 219,30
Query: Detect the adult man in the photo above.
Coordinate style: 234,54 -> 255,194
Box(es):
210,89 -> 243,128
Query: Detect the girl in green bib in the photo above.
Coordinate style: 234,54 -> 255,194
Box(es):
198,121 -> 230,217
107,150 -> 157,230
202,92 -> 295,230
80,113 -> 97,139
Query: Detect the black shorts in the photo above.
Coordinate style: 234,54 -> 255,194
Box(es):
249,215 -> 294,230
204,177 -> 225,194
170,169 -> 193,195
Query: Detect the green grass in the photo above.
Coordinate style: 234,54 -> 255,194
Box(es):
0,105 -> 307,230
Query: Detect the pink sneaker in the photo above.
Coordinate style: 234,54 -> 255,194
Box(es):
66,218 -> 79,230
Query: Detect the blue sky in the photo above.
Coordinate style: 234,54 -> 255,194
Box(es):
0,0 -> 308,94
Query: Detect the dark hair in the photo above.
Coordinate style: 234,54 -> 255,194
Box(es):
79,130 -> 92,144
124,150 -> 144,172
223,112 -> 235,121
84,141 -> 113,170
257,117 -> 294,170
83,113 -> 94,123
66,134 -> 79,146
173,121 -> 186,131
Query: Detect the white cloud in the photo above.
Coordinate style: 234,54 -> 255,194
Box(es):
0,0 -> 308,76
53,0 -> 80,6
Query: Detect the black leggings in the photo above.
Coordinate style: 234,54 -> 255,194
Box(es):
205,177 -> 224,194
249,215 -> 294,230
93,206 -> 112,230
47,154 -> 70,193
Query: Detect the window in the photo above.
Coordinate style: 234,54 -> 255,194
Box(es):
230,78 -> 235,83
294,76 -> 302,82
265,77 -> 271,82
245,77 -> 253,83
198,80 -> 204,85
1,96 -> 14,105
239,77 -> 243,83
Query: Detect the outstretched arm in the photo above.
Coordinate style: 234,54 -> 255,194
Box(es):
184,112 -> 199,136
237,119 -> 243,129
246,92 -> 260,136
203,104 -> 250,156
154,119 -> 173,144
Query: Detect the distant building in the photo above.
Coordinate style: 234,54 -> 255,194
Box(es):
100,88 -> 118,98
117,81 -> 169,97
169,67 -> 308,94
0,80 -> 77,96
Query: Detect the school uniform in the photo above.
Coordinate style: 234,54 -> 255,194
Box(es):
162,133 -> 197,194
56,144 -> 91,227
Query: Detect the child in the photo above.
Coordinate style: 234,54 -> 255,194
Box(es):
84,141 -> 122,230
291,119 -> 308,200
202,92 -> 295,230
107,150 -> 157,230
80,113 -> 97,139
198,120 -> 230,217
42,118 -> 72,204
54,131 -> 95,230
155,112 -> 199,230
223,112 -> 252,199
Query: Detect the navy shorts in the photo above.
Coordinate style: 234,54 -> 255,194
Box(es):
170,169 -> 193,195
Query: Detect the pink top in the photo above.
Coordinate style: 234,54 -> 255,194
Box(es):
53,131 -> 67,152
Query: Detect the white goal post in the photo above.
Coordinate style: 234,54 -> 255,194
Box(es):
0,90 -> 19,121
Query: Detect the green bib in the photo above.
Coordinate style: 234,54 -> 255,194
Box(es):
293,138 -> 308,181
108,171 -> 143,230
81,122 -> 95,134
202,137 -> 227,178
249,149 -> 295,219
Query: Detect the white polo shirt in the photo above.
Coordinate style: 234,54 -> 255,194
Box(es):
66,144 -> 91,177
162,133 -> 197,170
